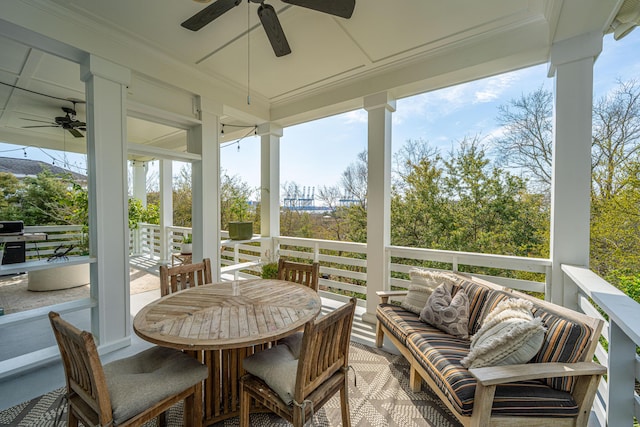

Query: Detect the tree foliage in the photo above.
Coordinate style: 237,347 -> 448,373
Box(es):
489,78 -> 640,290
392,137 -> 549,257
0,169 -> 86,226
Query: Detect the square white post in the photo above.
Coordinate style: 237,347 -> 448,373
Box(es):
188,97 -> 222,282
363,92 -> 395,324
159,159 -> 173,263
258,123 -> 282,260
548,32 -> 601,308
81,55 -> 131,349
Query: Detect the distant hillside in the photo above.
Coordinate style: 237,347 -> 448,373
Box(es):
0,156 -> 86,181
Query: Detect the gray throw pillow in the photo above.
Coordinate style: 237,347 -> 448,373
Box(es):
419,283 -> 469,339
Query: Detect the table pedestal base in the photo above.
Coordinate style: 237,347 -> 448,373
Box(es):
202,344 -> 272,426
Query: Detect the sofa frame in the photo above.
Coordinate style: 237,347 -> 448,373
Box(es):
375,273 -> 606,427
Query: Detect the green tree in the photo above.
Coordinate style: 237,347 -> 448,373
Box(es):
0,172 -> 22,219
16,169 -> 82,226
173,164 -> 193,226
590,164 -> 640,276
128,198 -> 160,229
392,137 -> 548,257
391,155 -> 445,248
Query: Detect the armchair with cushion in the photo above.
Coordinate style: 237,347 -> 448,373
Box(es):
239,297 -> 357,427
49,311 -> 208,427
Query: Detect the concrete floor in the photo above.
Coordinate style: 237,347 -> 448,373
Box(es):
0,266 -> 381,411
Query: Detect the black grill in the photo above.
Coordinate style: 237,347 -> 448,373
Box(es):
0,221 -> 26,265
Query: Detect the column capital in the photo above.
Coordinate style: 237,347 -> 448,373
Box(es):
548,31 -> 602,77
364,92 -> 396,112
80,55 -> 130,85
197,96 -> 223,117
257,122 -> 283,137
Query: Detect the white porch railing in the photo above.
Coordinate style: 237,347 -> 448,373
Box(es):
562,264 -> 640,427
24,225 -> 85,260
132,227 -> 640,426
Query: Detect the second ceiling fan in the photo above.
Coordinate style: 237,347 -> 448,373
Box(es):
181,0 -> 356,57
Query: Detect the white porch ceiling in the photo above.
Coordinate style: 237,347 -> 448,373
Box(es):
0,0 -> 626,154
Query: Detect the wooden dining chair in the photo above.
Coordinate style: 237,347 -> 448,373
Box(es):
49,311 -> 207,427
240,297 -> 357,427
277,258 -> 320,291
160,257 -> 212,296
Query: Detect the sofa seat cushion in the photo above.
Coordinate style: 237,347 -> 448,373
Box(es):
406,331 -> 579,417
376,304 -> 438,346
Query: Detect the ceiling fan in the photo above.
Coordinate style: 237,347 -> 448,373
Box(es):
21,106 -> 86,138
181,0 -> 356,57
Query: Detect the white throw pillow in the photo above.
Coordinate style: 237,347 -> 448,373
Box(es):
461,298 -> 546,369
401,269 -> 459,314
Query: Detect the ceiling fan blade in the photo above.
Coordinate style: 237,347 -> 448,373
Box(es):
68,128 -> 84,138
258,3 -> 291,57
22,125 -> 59,128
20,118 -> 56,124
281,0 -> 355,18
181,0 -> 242,31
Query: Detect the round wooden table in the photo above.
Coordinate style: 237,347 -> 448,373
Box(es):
133,279 -> 321,425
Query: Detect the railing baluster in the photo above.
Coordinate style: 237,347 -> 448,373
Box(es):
607,320 -> 636,427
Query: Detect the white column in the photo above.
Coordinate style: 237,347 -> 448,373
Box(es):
159,159 -> 173,263
363,92 -> 395,324
132,160 -> 147,207
548,32 -> 601,308
258,123 -> 282,260
188,97 -> 222,281
80,55 -> 131,349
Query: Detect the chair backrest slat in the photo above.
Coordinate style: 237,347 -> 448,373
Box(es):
295,297 -> 356,400
277,259 -> 320,292
49,311 -> 113,426
160,258 -> 212,296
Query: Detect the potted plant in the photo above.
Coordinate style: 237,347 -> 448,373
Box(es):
260,249 -> 278,279
228,197 -> 253,241
181,234 -> 193,254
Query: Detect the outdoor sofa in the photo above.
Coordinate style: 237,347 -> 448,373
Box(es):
375,270 -> 606,427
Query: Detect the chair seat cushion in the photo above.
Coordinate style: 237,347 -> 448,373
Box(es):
103,346 -> 208,425
242,344 -> 299,405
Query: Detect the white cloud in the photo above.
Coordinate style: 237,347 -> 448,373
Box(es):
342,110 -> 367,124
473,73 -> 519,103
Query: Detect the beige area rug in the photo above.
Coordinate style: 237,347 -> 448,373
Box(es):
0,267 -> 160,315
0,342 -> 462,427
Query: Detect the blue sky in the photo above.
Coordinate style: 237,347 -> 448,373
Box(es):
221,31 -> 640,195
1,31 -> 639,194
